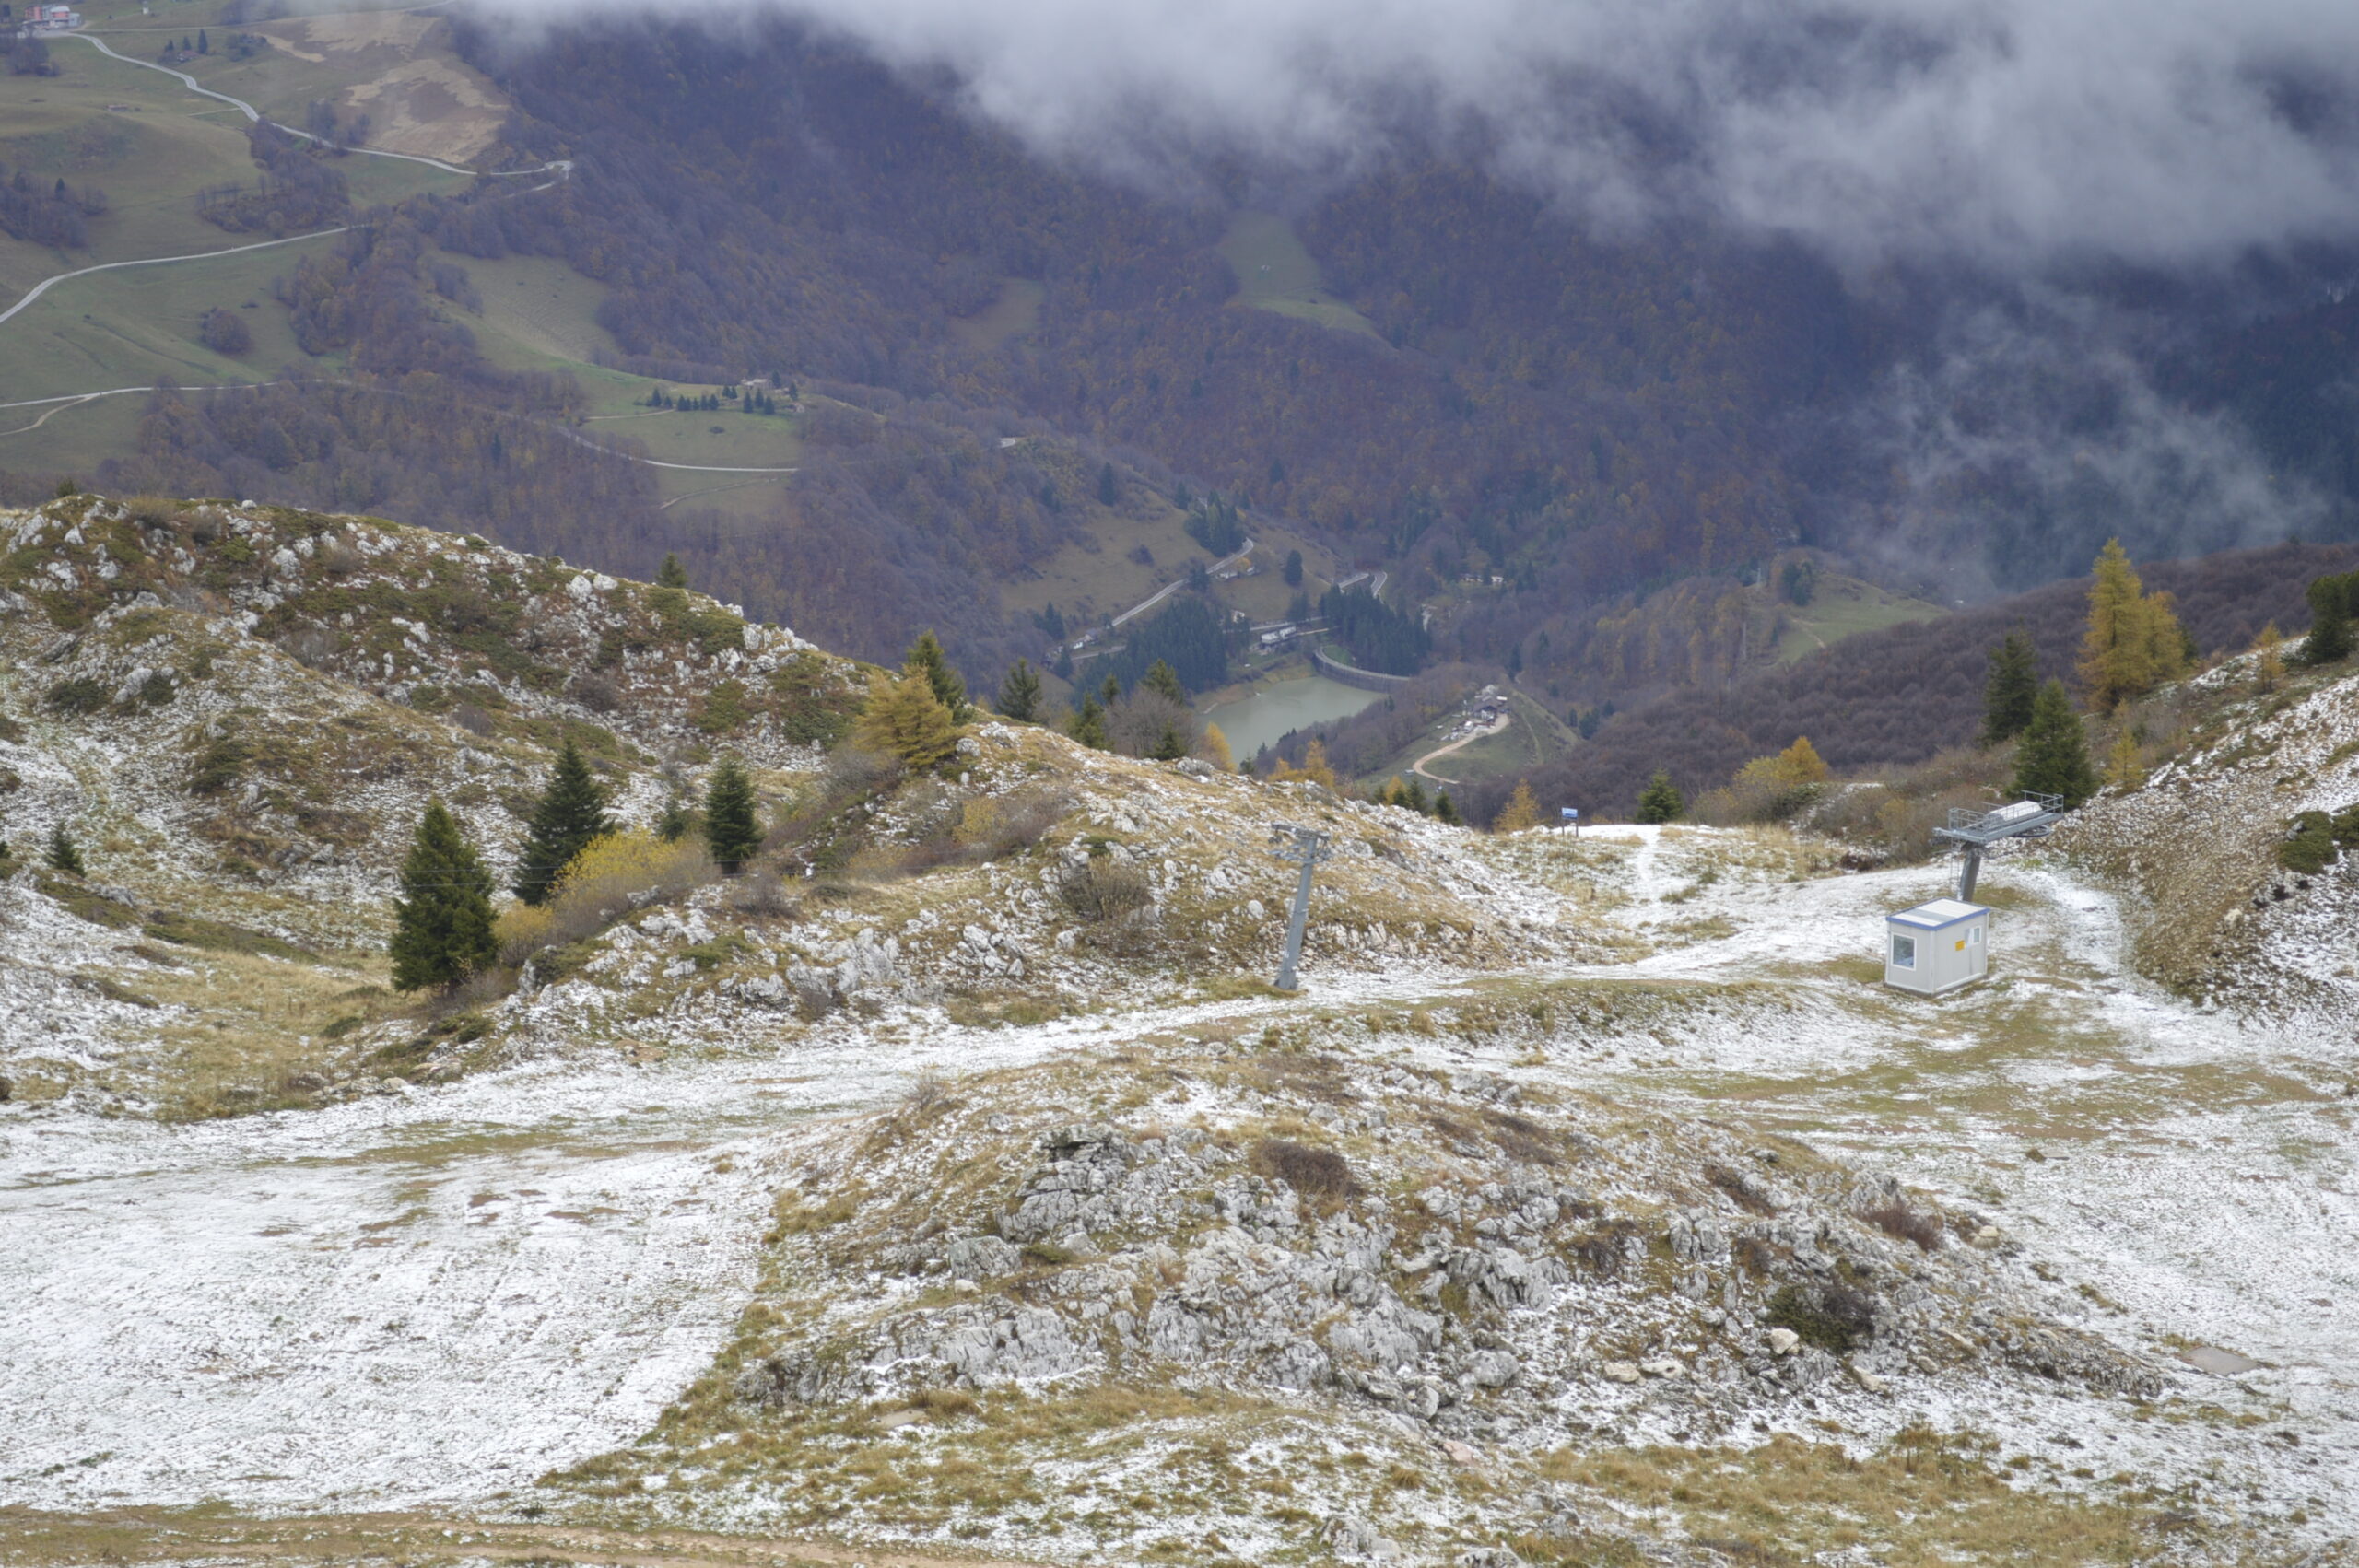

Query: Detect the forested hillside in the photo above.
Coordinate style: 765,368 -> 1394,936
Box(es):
12,7 -> 2358,721
1459,541 -> 2359,821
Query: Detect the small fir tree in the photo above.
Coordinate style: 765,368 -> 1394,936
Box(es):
1977,630 -> 2039,746
1101,673 -> 1122,705
702,756 -> 761,873
390,802 -> 497,992
1403,776 -> 1429,813
1636,770 -> 1684,825
45,822 -> 85,875
996,659 -> 1042,721
1149,723 -> 1188,761
2012,681 -> 2097,807
904,630 -> 969,720
1097,463 -> 1120,506
512,739 -> 614,906
1433,790 -> 1461,825
1283,549 -> 1304,587
656,553 -> 689,589
655,795 -> 693,842
1141,658 -> 1189,705
853,671 -> 959,770
1493,781 -> 1541,833
1069,694 -> 1109,750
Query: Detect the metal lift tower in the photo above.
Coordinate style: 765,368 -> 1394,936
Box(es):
1267,823 -> 1333,992
1932,793 -> 2063,900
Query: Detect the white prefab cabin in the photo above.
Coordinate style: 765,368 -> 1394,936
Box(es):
1884,898 -> 1989,995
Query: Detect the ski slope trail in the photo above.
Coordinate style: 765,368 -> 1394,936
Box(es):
4,825 -> 2353,1538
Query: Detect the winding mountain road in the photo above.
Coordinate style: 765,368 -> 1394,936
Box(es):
1411,712 -> 1510,782
0,34 -> 571,333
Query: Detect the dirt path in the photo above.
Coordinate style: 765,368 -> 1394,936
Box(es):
1411,713 -> 1509,782
0,1508 -> 1038,1568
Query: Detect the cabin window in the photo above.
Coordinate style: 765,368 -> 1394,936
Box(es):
1891,934 -> 1917,969
1968,926 -> 1983,945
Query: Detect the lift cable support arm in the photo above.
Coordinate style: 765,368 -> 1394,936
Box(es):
1931,793 -> 2063,901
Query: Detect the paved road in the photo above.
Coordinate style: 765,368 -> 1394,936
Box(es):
1411,712 -> 1510,783
0,35 -> 572,332
0,228 -> 350,329
1091,536 -> 1256,645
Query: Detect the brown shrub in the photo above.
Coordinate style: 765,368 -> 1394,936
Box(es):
1483,1107 -> 1562,1164
277,624 -> 340,670
728,871 -> 798,919
1707,1164 -> 1778,1216
1569,1217 -> 1643,1274
1861,1200 -> 1945,1252
570,672 -> 621,713
1251,1137 -> 1355,1201
1058,858 -> 1151,924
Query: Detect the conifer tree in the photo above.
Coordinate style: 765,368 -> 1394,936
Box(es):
1977,630 -> 2039,746
1101,673 -> 1121,705
390,802 -> 497,992
2299,572 -> 2354,665
1284,549 -> 1304,587
702,756 -> 761,873
656,553 -> 689,589
853,671 -> 958,769
904,630 -> 968,720
2078,540 -> 2186,711
2254,622 -> 2286,692
1141,658 -> 1188,704
1403,777 -> 1429,813
2012,681 -> 2097,807
512,740 -> 614,906
996,658 -> 1042,721
1149,723 -> 1188,761
1493,781 -> 1541,833
1069,694 -> 1109,750
2103,730 -> 2144,793
1097,462 -> 1120,506
1433,790 -> 1461,825
656,795 -> 693,842
45,822 -> 84,875
1636,769 -> 1684,824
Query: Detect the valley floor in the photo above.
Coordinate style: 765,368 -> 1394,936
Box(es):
4,831 -> 2353,1561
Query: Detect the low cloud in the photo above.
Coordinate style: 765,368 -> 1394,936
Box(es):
489,0 -> 2359,273
1855,298 -> 2333,591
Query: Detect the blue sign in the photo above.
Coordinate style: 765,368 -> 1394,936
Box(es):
1560,807 -> 1579,819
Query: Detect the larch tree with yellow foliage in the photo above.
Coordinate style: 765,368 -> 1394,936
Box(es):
2253,622 -> 2286,693
2103,729 -> 2145,793
1492,780 -> 1541,833
854,670 -> 959,770
2079,540 -> 2188,712
1269,739 -> 1339,789
1200,722 -> 1235,773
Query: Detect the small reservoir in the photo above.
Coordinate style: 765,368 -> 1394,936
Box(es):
1203,674 -> 1386,758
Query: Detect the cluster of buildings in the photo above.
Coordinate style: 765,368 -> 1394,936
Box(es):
20,4 -> 83,30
